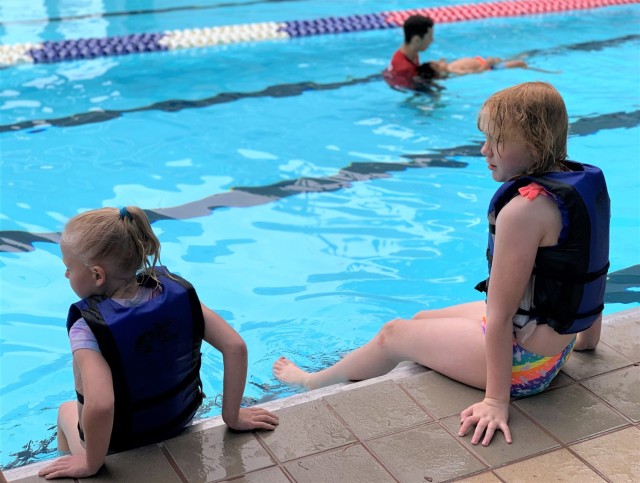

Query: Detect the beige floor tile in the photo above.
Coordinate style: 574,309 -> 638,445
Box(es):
514,385 -> 628,443
457,472 -> 502,483
601,310 -> 640,362
495,449 -> 604,482
164,424 -> 274,482
81,444 -> 181,482
284,443 -> 395,482
258,399 -> 356,462
368,423 -> 486,482
582,365 -> 640,422
220,466 -> 291,483
401,371 -> 484,419
562,342 -> 633,380
572,427 -> 640,482
324,380 -> 431,440
441,408 -> 560,466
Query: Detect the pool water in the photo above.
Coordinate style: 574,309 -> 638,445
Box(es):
1,0 -> 639,470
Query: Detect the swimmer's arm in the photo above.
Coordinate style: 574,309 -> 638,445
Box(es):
201,304 -> 278,431
574,316 -> 601,351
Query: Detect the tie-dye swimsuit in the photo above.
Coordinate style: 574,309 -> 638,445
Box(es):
481,318 -> 575,398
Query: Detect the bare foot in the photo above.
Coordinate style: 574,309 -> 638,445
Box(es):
273,357 -> 312,389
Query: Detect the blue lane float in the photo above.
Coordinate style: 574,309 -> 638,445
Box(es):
29,33 -> 167,64
0,0 -> 637,67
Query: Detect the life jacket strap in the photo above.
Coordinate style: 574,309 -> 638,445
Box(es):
533,261 -> 609,283
516,303 -> 604,321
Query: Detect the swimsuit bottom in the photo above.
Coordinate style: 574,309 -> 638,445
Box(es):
481,318 -> 575,398
474,56 -> 507,70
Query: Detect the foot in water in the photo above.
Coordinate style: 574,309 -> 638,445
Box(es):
273,356 -> 312,389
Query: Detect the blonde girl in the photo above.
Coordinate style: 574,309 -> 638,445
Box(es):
40,206 -> 278,479
274,82 -> 609,446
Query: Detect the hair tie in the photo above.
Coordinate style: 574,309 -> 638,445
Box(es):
119,207 -> 133,221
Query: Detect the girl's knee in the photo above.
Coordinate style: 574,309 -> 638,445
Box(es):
58,401 -> 76,419
376,318 -> 409,347
412,310 -> 430,320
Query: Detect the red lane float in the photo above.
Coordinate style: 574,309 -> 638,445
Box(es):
384,0 -> 639,25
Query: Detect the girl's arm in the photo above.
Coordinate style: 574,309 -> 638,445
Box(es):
460,195 -> 558,445
574,316 -> 601,351
40,349 -> 114,479
201,304 -> 278,431
76,349 -> 114,470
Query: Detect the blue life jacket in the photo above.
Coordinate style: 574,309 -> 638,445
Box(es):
67,266 -> 204,451
475,161 -> 610,334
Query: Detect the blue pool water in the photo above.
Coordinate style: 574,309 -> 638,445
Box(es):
1,0 -> 639,470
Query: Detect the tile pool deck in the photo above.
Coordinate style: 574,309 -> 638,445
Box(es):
5,307 -> 639,483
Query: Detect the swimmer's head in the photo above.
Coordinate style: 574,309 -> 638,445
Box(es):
403,15 -> 434,51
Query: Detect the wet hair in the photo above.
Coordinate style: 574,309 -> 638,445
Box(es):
403,15 -> 434,44
478,81 -> 568,174
421,61 -> 447,80
61,206 -> 161,282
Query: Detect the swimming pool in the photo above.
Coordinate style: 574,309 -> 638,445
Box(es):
1,0 -> 639,470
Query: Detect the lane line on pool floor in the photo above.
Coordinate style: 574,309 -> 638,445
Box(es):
1,109 -> 638,254
1,33 -> 638,135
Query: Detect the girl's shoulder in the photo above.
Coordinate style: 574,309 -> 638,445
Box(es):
499,186 -> 562,246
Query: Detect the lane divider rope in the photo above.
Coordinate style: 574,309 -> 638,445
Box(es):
0,0 -> 637,66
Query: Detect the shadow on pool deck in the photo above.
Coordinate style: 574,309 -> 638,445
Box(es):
5,307 -> 639,483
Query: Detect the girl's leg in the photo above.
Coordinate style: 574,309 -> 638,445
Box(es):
274,301 -> 487,390
57,401 -> 85,455
412,300 -> 485,320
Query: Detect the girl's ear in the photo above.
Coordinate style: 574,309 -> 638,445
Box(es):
91,266 -> 107,287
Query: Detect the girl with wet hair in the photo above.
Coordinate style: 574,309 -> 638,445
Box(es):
274,82 -> 610,447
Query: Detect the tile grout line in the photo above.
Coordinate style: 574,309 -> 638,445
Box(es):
158,443 -> 190,483
596,338 -> 639,364
318,396 -> 404,482
509,394 -> 632,482
250,431 -> 297,483
394,380 -> 496,475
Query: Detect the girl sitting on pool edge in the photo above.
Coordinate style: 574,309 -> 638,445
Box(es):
274,81 -> 609,446
39,207 -> 278,479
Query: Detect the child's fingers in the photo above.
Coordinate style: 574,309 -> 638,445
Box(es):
250,407 -> 279,421
458,414 -> 479,437
500,423 -> 512,444
480,422 -> 497,446
253,420 -> 279,430
254,411 -> 279,425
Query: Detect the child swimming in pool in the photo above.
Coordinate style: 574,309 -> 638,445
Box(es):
428,56 -> 558,76
274,81 -> 610,446
39,206 -> 278,479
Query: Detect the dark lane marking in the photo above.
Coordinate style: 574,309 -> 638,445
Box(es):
0,74 -> 382,134
146,158 -> 467,222
1,107 -> 638,253
1,35 -> 638,134
605,265 -> 640,304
